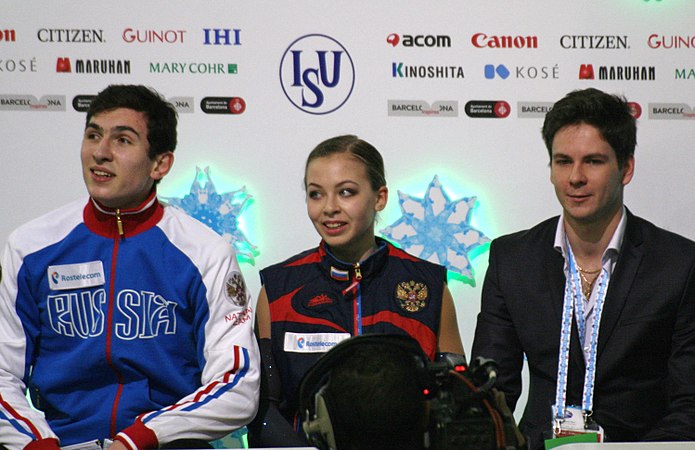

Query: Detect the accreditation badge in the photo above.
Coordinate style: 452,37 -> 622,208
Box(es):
550,405 -> 604,442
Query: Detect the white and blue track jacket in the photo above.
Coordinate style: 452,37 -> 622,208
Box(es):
0,193 -> 259,450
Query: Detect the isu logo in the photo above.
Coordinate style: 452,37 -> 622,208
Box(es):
279,34 -> 355,115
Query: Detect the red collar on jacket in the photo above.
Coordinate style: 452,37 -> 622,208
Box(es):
83,190 -> 164,238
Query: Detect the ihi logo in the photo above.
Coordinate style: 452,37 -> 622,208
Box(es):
279,34 -> 355,115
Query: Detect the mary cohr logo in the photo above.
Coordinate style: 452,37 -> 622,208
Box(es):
279,34 -> 355,115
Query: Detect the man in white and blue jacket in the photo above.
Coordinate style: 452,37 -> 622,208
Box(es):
0,85 -> 259,450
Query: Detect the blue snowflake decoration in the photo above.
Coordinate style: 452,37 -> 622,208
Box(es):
380,175 -> 490,286
163,166 -> 259,265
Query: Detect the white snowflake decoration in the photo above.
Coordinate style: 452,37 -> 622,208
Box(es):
164,166 -> 259,265
380,175 -> 490,286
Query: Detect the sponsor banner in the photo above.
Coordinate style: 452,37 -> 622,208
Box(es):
37,28 -> 105,43
123,28 -> 187,44
0,29 -> 17,42
200,97 -> 245,114
465,100 -> 511,118
0,58 -> 38,73
647,34 -> 695,49
386,33 -> 452,48
578,64 -> 655,81
203,28 -> 241,46
149,62 -> 238,75
472,33 -> 538,49
72,95 -> 193,113
388,100 -> 458,117
0,94 -> 65,111
560,35 -> 629,49
517,102 -> 554,118
392,62 -> 464,79
649,103 -> 695,120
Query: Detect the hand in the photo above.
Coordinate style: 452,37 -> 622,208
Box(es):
107,441 -> 129,450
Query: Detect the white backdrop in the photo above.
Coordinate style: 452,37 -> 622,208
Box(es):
3,0 -> 695,419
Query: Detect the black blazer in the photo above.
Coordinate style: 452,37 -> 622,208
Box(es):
472,210 -> 695,449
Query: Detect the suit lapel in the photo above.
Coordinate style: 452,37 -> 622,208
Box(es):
541,217 -> 587,394
542,218 -> 567,327
597,210 -> 645,357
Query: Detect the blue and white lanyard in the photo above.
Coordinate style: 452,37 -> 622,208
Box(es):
554,238 -> 609,421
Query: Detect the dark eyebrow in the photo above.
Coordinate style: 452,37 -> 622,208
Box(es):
85,122 -> 140,137
85,122 -> 103,133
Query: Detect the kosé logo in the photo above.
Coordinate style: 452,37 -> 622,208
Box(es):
279,34 -> 355,115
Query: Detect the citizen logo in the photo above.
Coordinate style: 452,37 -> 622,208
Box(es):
123,28 -> 186,44
203,28 -> 241,46
471,33 -> 538,49
560,35 -> 629,49
386,33 -> 451,48
648,34 -> 695,49
38,28 -> 104,43
1,29 -> 16,42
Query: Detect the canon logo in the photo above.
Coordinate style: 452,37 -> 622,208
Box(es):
471,33 -> 538,49
0,29 -> 16,42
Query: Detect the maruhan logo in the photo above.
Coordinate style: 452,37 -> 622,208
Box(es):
388,100 -> 458,117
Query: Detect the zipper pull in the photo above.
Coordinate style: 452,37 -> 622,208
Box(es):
341,263 -> 362,296
354,262 -> 362,280
115,209 -> 124,237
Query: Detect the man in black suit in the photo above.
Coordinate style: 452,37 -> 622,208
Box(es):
472,88 -> 695,449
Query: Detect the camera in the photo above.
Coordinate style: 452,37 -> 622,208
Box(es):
426,354 -> 524,449
299,334 -> 525,450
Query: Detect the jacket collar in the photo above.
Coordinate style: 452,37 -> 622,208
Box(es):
83,189 -> 164,238
319,237 -> 390,283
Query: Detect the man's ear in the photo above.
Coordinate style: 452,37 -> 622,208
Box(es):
151,152 -> 174,181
